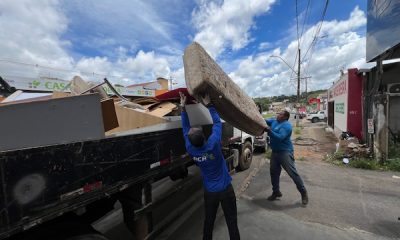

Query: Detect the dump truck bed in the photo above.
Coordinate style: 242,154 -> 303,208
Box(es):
0,120 -> 189,239
0,118 -> 235,239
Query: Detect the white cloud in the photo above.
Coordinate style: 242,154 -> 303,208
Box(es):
0,0 -> 178,86
117,50 -> 171,81
192,0 -> 276,58
229,6 -> 369,97
0,0 -> 73,70
259,42 -> 272,50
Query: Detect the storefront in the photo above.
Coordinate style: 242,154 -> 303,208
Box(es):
327,68 -> 363,140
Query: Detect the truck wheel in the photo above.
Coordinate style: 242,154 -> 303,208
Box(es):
236,141 -> 253,171
311,117 -> 318,123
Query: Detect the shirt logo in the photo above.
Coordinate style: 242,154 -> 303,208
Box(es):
192,153 -> 215,162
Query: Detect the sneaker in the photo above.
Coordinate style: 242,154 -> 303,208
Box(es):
301,191 -> 308,205
267,191 -> 282,201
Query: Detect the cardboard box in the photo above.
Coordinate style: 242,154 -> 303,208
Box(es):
101,98 -> 119,132
106,104 -> 167,135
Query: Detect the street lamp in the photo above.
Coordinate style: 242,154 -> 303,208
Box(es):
269,54 -> 301,127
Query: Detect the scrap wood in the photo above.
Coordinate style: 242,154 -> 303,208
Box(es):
133,97 -> 160,104
106,104 -> 166,135
147,102 -> 178,117
70,76 -> 108,99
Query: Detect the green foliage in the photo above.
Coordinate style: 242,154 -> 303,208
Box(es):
386,159 -> 400,172
294,127 -> 301,135
349,158 -> 380,170
262,113 -> 274,119
253,89 -> 327,110
265,148 -> 272,159
324,151 -> 400,172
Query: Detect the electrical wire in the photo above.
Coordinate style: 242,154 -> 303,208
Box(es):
0,59 -> 126,81
301,0 -> 329,79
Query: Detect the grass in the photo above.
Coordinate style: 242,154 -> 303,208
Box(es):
262,113 -> 275,119
265,148 -> 272,159
324,150 -> 400,172
293,127 -> 302,135
297,156 -> 306,161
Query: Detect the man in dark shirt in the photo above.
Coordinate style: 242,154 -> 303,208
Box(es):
265,110 -> 308,205
180,92 -> 240,240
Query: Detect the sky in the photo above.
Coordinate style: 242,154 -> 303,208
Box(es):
0,0 -> 375,97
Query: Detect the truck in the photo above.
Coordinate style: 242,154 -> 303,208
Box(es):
0,83 -> 254,240
306,111 -> 327,123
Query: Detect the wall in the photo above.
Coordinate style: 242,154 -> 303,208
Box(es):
328,73 -> 348,135
347,69 -> 363,140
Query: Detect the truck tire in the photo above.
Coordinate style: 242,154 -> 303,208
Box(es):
311,117 -> 318,123
236,141 -> 253,171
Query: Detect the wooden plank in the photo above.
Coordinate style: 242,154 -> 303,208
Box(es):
52,91 -> 71,99
183,42 -> 267,136
106,104 -> 166,135
147,102 -> 177,117
101,98 -> 119,132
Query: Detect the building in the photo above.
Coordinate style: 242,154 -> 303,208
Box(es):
361,62 -> 400,161
327,68 -> 363,140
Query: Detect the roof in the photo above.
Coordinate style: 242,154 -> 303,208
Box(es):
127,81 -> 156,88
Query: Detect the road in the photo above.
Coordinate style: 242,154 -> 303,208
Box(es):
95,122 -> 400,239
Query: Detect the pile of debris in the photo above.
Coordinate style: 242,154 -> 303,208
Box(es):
337,137 -> 371,158
0,76 -> 193,152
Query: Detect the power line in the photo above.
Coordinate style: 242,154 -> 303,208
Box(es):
299,0 -> 311,46
302,0 -> 329,62
0,58 -> 128,81
302,0 -> 329,78
295,0 -> 300,50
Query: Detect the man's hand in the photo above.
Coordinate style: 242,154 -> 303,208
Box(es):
265,126 -> 271,133
200,93 -> 211,106
179,92 -> 187,108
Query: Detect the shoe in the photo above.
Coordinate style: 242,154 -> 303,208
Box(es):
301,191 -> 308,205
267,191 -> 282,201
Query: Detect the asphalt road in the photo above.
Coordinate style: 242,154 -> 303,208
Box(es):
94,124 -> 400,240
169,152 -> 400,240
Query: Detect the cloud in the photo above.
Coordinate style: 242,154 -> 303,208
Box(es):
0,0 -> 73,70
259,42 -> 272,50
229,6 -> 369,97
0,0 -> 180,86
192,0 -> 276,58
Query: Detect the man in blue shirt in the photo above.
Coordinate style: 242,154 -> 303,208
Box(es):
265,110 -> 308,205
180,92 -> 240,240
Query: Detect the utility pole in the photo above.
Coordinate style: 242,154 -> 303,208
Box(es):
296,48 -> 301,127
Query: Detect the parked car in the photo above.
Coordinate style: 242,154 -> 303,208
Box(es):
254,132 -> 269,152
293,112 -> 306,119
306,111 -> 327,123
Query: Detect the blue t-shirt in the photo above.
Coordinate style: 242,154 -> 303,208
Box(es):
181,106 -> 232,192
266,118 -> 293,152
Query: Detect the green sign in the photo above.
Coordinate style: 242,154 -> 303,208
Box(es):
335,102 -> 345,114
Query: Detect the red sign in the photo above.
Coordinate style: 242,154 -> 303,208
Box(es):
308,98 -> 320,104
332,79 -> 347,97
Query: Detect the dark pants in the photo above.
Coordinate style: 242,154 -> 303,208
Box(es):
270,151 -> 306,193
203,184 -> 240,240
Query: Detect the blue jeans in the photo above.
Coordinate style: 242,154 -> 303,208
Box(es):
270,151 -> 306,193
